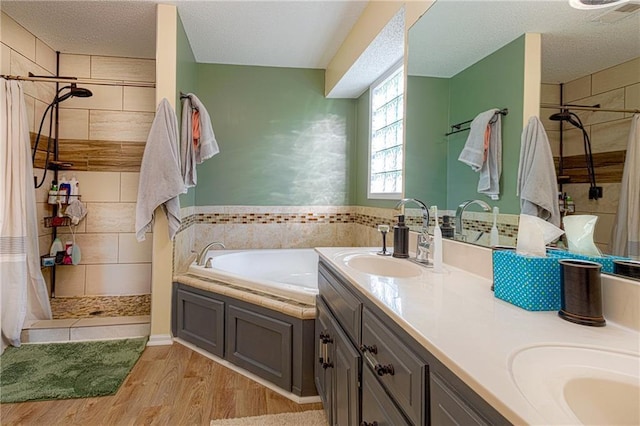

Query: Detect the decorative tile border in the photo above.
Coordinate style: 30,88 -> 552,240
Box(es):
50,295 -> 151,319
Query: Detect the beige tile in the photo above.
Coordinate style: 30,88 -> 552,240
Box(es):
26,319 -> 78,329
123,86 -> 156,112
547,129 -> 560,157
54,233 -> 119,264
592,57 -> 640,96
10,50 -> 55,103
1,12 -> 35,61
62,83 -> 123,110
224,224 -> 284,249
55,265 -> 87,297
120,172 -> 140,202
563,75 -> 591,103
70,323 -> 150,340
71,171 -> 120,202
89,110 -> 154,142
625,83 -> 640,112
118,233 -> 152,263
35,38 -> 56,74
24,94 -> 35,133
540,107 -> 561,130
34,98 -> 55,137
58,108 -> 89,140
1,43 -> 11,74
72,315 -> 149,327
85,263 -> 151,295
21,328 -> 69,343
193,224 -> 226,253
285,223 -> 336,248
91,56 -> 155,82
593,213 -> 615,246
39,235 -> 52,257
85,203 -> 135,233
541,83 -> 561,104
591,118 -> 633,153
562,127 -> 588,157
59,53 -> 91,78
36,202 -> 53,236
571,88 -> 625,127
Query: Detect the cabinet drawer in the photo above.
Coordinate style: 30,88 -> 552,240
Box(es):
362,366 -> 410,426
430,373 -> 489,426
362,308 -> 427,425
318,263 -> 362,344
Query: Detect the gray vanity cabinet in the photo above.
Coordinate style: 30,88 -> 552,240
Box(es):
361,367 -> 410,426
430,373 -> 489,426
175,287 -> 225,357
316,296 -> 361,426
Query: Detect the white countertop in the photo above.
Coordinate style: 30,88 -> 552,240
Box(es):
316,247 -> 640,425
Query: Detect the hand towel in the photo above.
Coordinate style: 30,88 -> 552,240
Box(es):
136,98 -> 183,241
180,93 -> 219,188
458,109 -> 502,200
517,116 -> 561,228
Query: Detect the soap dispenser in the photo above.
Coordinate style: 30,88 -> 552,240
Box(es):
392,215 -> 409,258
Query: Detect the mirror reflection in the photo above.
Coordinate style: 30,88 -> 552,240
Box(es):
405,0 -> 639,264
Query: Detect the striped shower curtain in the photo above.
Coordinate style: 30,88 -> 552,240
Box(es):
1,78 -> 52,354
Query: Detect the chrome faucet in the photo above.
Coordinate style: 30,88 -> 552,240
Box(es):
394,198 -> 430,264
195,241 -> 226,266
455,200 -> 491,241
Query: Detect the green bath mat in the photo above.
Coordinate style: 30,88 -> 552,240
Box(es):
0,337 -> 147,403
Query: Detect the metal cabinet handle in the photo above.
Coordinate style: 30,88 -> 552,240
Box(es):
359,344 -> 377,354
360,422 -> 378,426
364,350 -> 395,377
319,331 -> 333,369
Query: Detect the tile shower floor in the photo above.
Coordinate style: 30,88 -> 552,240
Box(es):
21,315 -> 150,343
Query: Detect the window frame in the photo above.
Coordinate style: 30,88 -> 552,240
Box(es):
367,60 -> 405,200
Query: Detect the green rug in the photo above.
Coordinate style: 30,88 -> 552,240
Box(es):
0,337 -> 147,403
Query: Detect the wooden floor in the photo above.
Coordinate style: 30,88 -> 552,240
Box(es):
0,342 -> 323,425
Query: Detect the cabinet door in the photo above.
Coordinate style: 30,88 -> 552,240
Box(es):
362,367 -> 410,426
331,311 -> 361,426
315,297 -> 334,423
430,373 -> 488,426
176,288 -> 225,357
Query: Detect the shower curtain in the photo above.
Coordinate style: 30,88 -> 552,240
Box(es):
1,79 -> 52,354
611,114 -> 640,260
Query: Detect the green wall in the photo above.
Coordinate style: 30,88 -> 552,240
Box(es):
194,64 -> 356,206
447,35 -> 525,213
404,76 -> 449,209
176,12 -> 197,207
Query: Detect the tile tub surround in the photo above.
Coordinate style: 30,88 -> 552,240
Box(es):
317,247 -> 640,425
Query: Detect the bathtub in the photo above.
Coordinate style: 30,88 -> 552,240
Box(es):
187,249 -> 319,305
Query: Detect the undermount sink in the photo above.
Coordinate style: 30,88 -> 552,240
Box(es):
344,253 -> 423,278
509,345 -> 640,425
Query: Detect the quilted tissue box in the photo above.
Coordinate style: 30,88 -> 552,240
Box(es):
493,249 -> 567,311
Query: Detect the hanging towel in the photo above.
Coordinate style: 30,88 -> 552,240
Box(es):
135,98 -> 183,242
517,116 -> 561,228
458,109 -> 502,200
610,114 -> 640,259
180,93 -> 219,188
1,79 -> 52,354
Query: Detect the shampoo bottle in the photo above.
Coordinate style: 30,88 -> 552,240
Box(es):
392,215 -> 409,258
432,206 -> 443,273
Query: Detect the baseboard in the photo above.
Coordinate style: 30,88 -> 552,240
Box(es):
174,338 -> 321,405
147,334 -> 173,346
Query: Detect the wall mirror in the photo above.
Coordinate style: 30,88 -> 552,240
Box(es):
404,0 -> 639,266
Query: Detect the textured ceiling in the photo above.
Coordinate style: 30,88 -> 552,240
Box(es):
408,0 -> 640,83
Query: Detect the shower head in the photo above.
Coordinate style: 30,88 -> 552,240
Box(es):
548,110 -> 583,129
55,84 -> 93,103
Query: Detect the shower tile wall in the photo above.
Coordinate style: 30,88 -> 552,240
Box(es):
544,57 -> 639,251
2,12 -> 156,317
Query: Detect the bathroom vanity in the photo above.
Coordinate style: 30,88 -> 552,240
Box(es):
315,248 -> 640,425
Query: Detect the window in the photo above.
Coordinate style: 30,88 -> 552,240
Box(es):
368,63 -> 404,199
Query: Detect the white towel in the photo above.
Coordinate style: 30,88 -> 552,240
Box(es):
135,99 -> 183,242
180,93 -> 219,188
458,109 -> 502,200
517,116 -> 561,228
611,114 -> 640,259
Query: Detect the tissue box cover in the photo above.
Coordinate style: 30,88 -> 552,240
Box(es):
546,249 -> 625,274
493,250 -> 565,311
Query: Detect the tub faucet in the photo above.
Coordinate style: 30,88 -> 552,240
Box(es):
195,241 -> 226,266
455,199 -> 491,241
395,198 -> 430,264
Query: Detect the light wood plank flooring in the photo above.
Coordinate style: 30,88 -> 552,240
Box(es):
1,342 -> 323,425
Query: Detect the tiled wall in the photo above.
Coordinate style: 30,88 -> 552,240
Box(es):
2,13 -> 156,313
542,57 -> 639,251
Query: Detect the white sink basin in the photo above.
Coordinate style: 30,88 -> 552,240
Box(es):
509,345 -> 640,425
344,253 -> 423,278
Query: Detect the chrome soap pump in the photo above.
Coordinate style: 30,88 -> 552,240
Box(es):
392,215 -> 409,258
